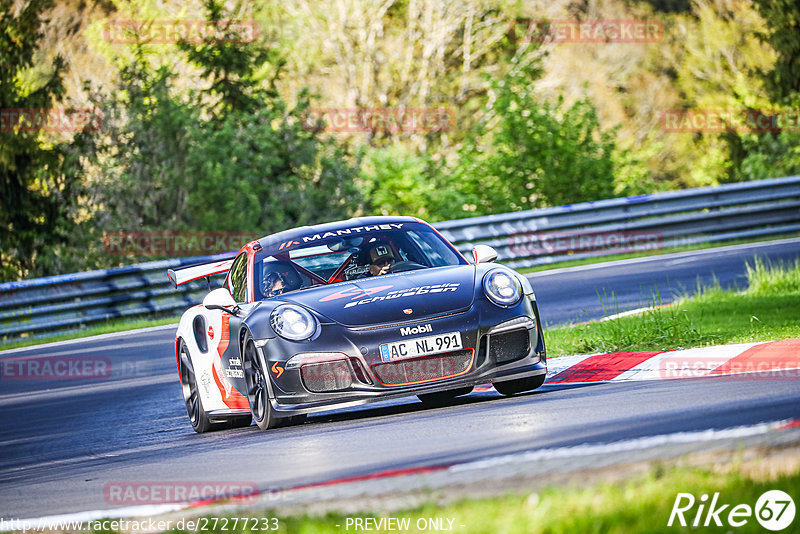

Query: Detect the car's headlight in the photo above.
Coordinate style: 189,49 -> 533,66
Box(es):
483,269 -> 522,306
270,305 -> 318,341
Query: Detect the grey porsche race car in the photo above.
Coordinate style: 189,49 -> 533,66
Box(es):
168,216 -> 546,432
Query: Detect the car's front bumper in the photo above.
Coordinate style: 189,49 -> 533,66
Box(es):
259,296 -> 546,416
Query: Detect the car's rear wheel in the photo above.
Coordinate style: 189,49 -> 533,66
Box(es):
179,339 -> 251,432
179,339 -> 214,433
243,338 -> 282,430
493,374 -> 546,396
417,386 -> 473,407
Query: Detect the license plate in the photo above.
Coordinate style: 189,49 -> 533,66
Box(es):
379,332 -> 462,362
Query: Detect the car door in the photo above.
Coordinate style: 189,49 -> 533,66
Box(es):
210,251 -> 251,409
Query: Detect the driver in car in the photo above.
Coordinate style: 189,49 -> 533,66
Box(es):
367,242 -> 396,276
263,271 -> 286,297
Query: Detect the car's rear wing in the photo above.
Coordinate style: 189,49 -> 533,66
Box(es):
167,259 -> 235,288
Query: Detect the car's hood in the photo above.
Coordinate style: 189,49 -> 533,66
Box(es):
280,266 -> 476,327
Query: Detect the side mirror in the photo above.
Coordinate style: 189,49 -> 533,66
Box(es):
203,288 -> 237,312
472,245 -> 498,264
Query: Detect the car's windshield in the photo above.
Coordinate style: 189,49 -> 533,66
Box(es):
254,222 -> 466,300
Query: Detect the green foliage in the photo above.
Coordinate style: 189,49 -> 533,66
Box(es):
752,0 -> 800,104
0,0 -> 86,281
724,125 -> 800,183
667,0 -> 776,187
745,257 -> 800,296
666,0 -> 799,185
446,60 -> 617,217
83,0 -> 360,251
88,60 -> 197,234
183,94 -> 360,234
356,57 -> 621,221
611,140 -> 666,196
177,0 -> 285,117
359,145 -> 440,220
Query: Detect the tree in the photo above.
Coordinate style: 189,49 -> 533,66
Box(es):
445,59 -> 617,217
358,144 -> 441,220
83,0 -> 361,250
724,0 -> 800,183
177,0 -> 361,233
277,0 -> 525,147
178,0 -> 285,118
86,58 -> 197,234
0,0 -> 85,281
752,0 -> 800,104
182,93 -> 361,234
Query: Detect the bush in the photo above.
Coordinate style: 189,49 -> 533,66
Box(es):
445,60 -> 618,218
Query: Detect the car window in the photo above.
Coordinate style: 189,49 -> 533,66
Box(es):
228,252 -> 249,302
289,246 -> 353,281
252,222 -> 467,298
406,230 -> 459,267
257,258 -> 314,300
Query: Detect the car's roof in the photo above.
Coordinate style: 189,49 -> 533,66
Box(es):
255,216 -> 424,251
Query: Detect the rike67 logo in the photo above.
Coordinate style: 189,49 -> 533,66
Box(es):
668,490 -> 795,531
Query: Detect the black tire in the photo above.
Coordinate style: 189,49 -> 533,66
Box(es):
493,373 -> 546,396
179,339 -> 252,432
417,386 -> 474,407
243,338 -> 281,431
179,339 -> 214,433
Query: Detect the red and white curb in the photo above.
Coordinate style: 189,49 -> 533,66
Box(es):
546,338 -> 800,384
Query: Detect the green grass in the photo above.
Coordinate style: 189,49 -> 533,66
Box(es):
0,315 -> 178,351
161,456 -> 799,534
547,258 -> 800,356
517,233 -> 800,273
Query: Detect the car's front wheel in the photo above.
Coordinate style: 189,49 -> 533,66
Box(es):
243,338 -> 282,431
493,373 -> 546,396
417,386 -> 473,407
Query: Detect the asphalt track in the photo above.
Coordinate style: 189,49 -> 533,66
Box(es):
1,238 -> 800,519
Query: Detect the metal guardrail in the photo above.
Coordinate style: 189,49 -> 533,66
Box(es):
436,174 -> 800,269
0,254 -> 234,342
2,175 -> 799,342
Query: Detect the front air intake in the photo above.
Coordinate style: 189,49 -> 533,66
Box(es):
300,361 -> 353,393
488,328 -> 530,364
